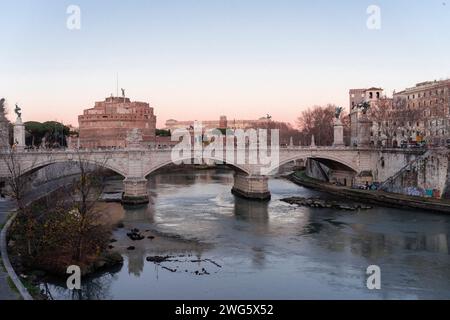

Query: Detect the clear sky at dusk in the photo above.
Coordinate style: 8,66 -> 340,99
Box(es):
1,0 -> 449,127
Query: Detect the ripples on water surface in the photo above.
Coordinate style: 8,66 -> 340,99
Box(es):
42,169 -> 450,300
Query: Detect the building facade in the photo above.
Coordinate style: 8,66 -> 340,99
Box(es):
78,95 -> 157,148
349,87 -> 384,146
349,79 -> 450,148
393,79 -> 450,146
165,116 -> 270,131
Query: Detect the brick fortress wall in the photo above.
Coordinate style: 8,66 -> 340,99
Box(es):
78,96 -> 157,148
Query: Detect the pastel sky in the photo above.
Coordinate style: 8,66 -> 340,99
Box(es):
1,0 -> 449,127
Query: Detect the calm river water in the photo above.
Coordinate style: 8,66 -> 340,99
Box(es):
41,169 -> 450,300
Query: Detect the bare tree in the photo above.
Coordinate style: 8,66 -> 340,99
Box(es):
1,150 -> 37,210
250,120 -> 305,146
60,150 -> 111,262
297,104 -> 336,146
1,149 -> 41,256
9,149 -> 114,274
369,97 -> 422,147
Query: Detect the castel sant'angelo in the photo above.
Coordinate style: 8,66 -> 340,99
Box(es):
78,92 -> 157,148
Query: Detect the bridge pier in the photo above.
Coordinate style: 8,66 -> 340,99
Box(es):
231,173 -> 271,201
122,178 -> 149,205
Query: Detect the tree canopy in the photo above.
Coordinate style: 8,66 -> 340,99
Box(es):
297,104 -> 350,146
25,121 -> 70,147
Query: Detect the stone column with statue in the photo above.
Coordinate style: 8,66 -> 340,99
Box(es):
357,102 -> 373,148
333,106 -> 345,147
13,104 -> 26,151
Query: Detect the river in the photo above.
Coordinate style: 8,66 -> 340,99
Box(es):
40,169 -> 450,300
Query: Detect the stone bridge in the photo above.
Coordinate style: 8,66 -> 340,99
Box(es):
0,146 -> 424,204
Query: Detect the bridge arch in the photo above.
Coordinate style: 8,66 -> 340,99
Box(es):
143,156 -> 251,178
20,158 -> 127,178
269,153 -> 358,175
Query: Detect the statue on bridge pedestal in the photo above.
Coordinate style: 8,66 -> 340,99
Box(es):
356,102 -> 373,148
14,103 -> 22,119
13,103 -> 25,150
40,136 -> 47,149
333,106 -> 345,147
126,128 -> 144,149
310,134 -> 316,148
334,106 -> 343,120
357,101 -> 370,115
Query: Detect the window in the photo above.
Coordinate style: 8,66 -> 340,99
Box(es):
369,92 -> 373,99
